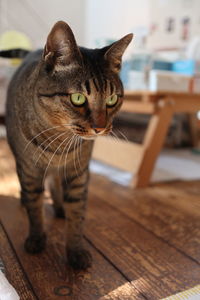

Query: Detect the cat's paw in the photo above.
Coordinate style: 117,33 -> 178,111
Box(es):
67,248 -> 92,270
24,233 -> 47,254
54,206 -> 65,219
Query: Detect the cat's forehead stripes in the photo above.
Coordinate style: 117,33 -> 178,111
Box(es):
82,77 -> 116,98
84,80 -> 91,95
104,79 -> 107,92
109,81 -> 114,95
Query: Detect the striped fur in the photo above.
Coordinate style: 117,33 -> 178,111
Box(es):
6,21 -> 133,270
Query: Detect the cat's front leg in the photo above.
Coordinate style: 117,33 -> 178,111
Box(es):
63,168 -> 92,270
17,163 -> 46,254
48,173 -> 65,218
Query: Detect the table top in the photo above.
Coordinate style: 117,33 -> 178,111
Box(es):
124,90 -> 200,103
125,90 -> 200,97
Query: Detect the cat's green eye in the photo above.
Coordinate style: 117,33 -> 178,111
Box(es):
106,94 -> 118,107
70,93 -> 86,106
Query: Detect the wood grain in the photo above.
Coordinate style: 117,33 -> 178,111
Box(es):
90,175 -> 200,264
88,175 -> 200,299
0,195 -> 144,300
0,224 -> 37,300
1,138 -> 200,299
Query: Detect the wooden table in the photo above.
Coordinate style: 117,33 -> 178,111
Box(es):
93,90 -> 200,188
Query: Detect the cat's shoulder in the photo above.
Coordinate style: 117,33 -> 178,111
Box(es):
21,49 -> 43,67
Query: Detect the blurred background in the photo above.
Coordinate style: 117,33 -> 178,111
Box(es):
1,0 -> 200,108
0,3 -> 200,297
0,0 -> 200,184
1,0 -> 200,50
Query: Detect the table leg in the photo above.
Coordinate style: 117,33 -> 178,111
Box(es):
187,113 -> 199,147
0,116 -> 5,125
132,98 -> 174,188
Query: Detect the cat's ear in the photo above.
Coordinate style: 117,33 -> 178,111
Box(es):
104,34 -> 133,73
43,21 -> 82,70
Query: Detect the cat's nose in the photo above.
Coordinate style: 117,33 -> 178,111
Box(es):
93,127 -> 105,134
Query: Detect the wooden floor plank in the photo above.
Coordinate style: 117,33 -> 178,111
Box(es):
156,180 -> 200,196
87,178 -> 200,299
1,139 -> 200,299
0,224 -> 37,300
90,175 -> 200,263
0,195 -> 144,300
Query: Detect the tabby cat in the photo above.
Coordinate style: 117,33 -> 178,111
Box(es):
6,21 -> 133,269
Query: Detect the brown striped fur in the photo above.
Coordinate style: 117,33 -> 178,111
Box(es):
6,21 -> 133,270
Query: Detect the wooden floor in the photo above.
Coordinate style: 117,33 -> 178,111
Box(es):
0,138 -> 200,300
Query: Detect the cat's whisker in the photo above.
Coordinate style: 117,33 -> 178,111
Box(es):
23,123 -> 72,154
42,133 -> 70,185
34,124 -> 73,160
33,131 -> 61,160
76,135 -> 81,169
57,133 -> 73,175
110,130 -> 120,142
35,131 -> 68,166
116,129 -> 129,142
110,131 -> 124,145
76,136 -> 81,170
64,134 -> 76,182
103,126 -> 112,136
77,136 -> 82,171
23,125 -> 62,153
73,135 -> 79,177
109,133 -> 117,143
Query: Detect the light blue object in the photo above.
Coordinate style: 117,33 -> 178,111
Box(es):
120,60 -> 132,88
153,60 -> 173,71
172,60 -> 195,75
131,54 -> 152,71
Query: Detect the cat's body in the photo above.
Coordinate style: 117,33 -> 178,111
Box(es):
6,21 -> 132,269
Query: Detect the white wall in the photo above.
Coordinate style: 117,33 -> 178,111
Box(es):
85,0 -> 150,54
0,0 -> 87,49
85,0 -> 200,52
147,0 -> 200,49
1,0 -> 200,52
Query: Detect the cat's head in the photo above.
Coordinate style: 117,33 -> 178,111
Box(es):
37,21 -> 133,139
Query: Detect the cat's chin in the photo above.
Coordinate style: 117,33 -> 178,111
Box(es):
80,133 -> 110,140
81,136 -> 97,140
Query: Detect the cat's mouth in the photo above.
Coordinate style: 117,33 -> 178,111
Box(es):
71,126 -> 112,140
